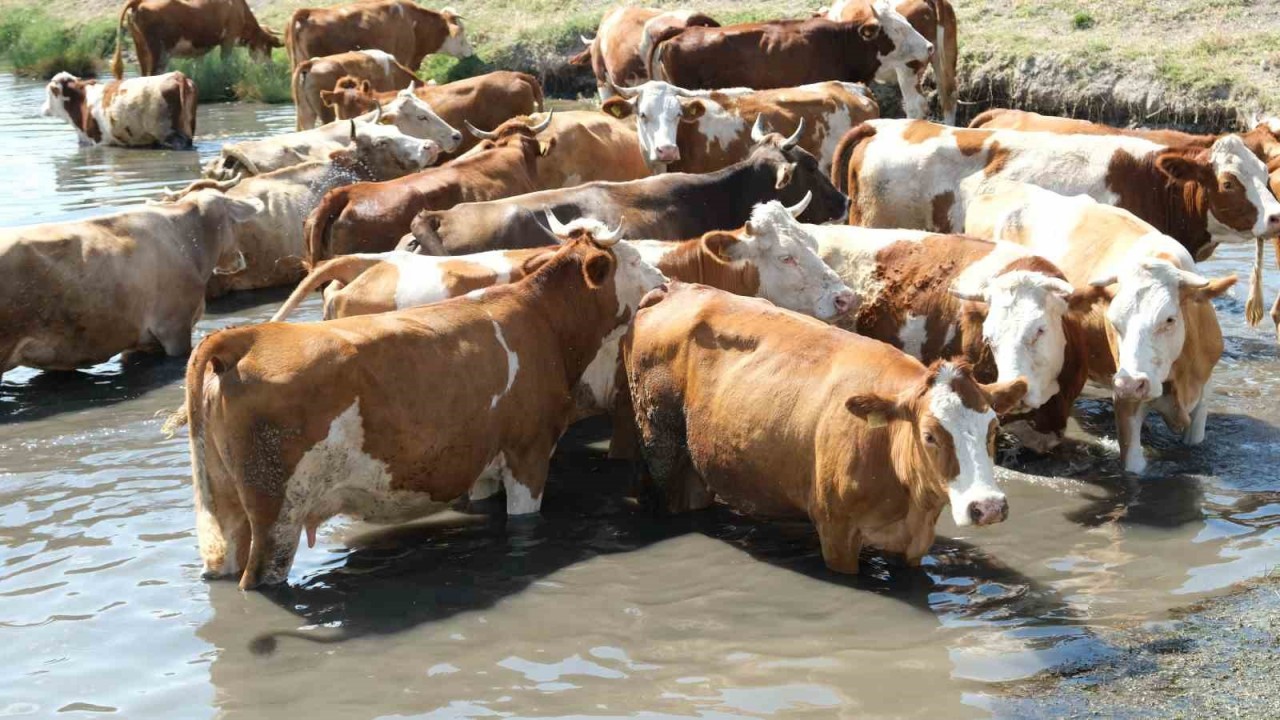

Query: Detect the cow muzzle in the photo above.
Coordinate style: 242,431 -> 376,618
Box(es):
1113,372 -> 1152,401
833,289 -> 858,318
967,496 -> 1009,526
654,144 -> 680,163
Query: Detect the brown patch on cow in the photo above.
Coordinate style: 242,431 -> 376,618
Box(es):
438,259 -> 500,296
1104,147 -> 1218,260
901,120 -> 944,144
954,128 -> 990,157
983,142 -> 1011,176
1207,173 -> 1260,233
931,192 -> 954,233
101,81 -> 124,107
656,234 -> 762,297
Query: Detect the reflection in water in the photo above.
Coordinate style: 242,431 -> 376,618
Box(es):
1,71 -> 1279,718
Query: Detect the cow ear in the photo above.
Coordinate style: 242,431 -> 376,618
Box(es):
980,378 -> 1029,415
320,90 -> 338,107
859,21 -> 882,40
701,232 -> 741,262
775,162 -> 796,189
360,80 -> 372,94
602,97 -> 634,120
582,250 -> 615,288
1186,274 -> 1237,301
1156,152 -> 1215,185
681,100 -> 706,122
845,393 -> 903,427
226,197 -> 264,223
522,250 -> 557,275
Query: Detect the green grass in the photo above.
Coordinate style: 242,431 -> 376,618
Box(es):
2,9 -> 115,78
172,47 -> 292,104
1072,11 -> 1096,30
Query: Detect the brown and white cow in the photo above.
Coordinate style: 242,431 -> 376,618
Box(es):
292,49 -> 423,130
305,114 -> 557,262
111,0 -> 281,79
966,182 -> 1236,474
826,0 -> 957,123
600,80 -> 879,174
832,119 -> 1280,263
319,71 -> 545,158
182,230 -> 665,589
41,71 -> 197,150
569,7 -> 720,100
465,110 -> 649,188
285,0 -> 472,70
622,282 -> 1026,572
651,2 -> 933,94
808,225 -> 1089,450
402,132 -> 850,255
0,190 -> 262,377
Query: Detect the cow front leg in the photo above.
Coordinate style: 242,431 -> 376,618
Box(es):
502,449 -> 550,516
1184,382 -> 1210,446
814,516 -> 863,574
1115,397 -> 1148,475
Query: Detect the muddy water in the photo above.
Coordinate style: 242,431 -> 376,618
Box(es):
1,71 -> 1279,718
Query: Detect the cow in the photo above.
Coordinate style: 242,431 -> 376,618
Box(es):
285,0 -> 472,70
181,229 -> 666,589
826,0 -> 957,123
568,7 -> 721,100
292,49 -> 423,130
650,1 -> 933,94
304,114 -> 557,262
319,71 -> 545,158
400,131 -> 850,255
600,80 -> 878,174
808,225 -> 1090,451
41,71 -> 197,150
111,0 -> 282,79
0,190 -> 262,378
464,110 -> 649,188
201,98 -> 454,180
965,182 -> 1237,474
621,282 -> 1026,572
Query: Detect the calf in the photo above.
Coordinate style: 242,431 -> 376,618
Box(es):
182,231 -> 664,589
966,182 -> 1236,474
111,0 -> 281,79
622,282 -> 1025,572
0,190 -> 261,377
41,71 -> 197,150
601,80 -> 878,174
809,225 -> 1089,450
569,7 -> 720,100
285,0 -> 472,70
402,132 -> 849,255
305,114 -> 555,262
652,2 -> 932,93
827,0 -> 957,123
292,49 -> 423,130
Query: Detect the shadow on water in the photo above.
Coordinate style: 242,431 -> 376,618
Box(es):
0,352 -> 188,425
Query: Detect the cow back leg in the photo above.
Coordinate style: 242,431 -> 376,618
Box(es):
501,446 -> 553,516
195,445 -> 252,579
1115,398 -> 1148,474
630,380 -> 713,513
238,488 -> 299,590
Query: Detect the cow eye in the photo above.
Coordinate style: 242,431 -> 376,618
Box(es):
781,255 -> 797,265
1221,178 -> 1238,191
1165,316 -> 1176,325
923,431 -> 937,446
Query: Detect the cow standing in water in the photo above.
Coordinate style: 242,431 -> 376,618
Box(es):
42,71 -> 198,150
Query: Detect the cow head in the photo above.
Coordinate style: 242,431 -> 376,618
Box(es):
320,77 -> 379,121
545,213 -> 668,316
438,8 -> 474,58
41,72 -> 88,125
950,270 -> 1082,411
1155,135 -> 1280,243
244,23 -> 284,60
184,189 -> 265,274
1088,258 -> 1235,401
464,111 -> 557,158
701,196 -> 856,321
377,83 -> 464,152
602,80 -> 719,171
329,118 -> 441,178
857,0 -> 934,78
846,362 -> 1025,527
747,116 -> 850,223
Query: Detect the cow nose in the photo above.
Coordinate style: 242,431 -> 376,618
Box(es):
1266,213 -> 1280,232
924,42 -> 935,58
1113,374 -> 1150,400
655,145 -> 680,162
833,289 -> 857,316
967,497 -> 1009,526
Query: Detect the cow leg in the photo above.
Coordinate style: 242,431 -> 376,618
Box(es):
1184,382 -> 1210,446
238,490 -> 299,590
502,448 -> 552,516
1115,398 -> 1148,475
895,66 -> 930,120
194,450 -> 252,579
814,516 -> 863,574
1270,291 -> 1280,343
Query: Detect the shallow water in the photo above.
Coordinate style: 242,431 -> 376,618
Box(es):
1,72 -> 1279,719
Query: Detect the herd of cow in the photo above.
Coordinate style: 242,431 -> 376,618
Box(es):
8,0 -> 1280,591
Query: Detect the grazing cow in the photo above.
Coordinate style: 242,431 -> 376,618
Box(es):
601,80 -> 878,174
966,182 -> 1236,474
202,99 -> 452,180
827,0 -> 957,123
182,230 -> 665,589
808,225 -> 1089,450
401,133 -> 849,255
292,49 -> 423,130
622,282 -> 1026,571
465,110 -> 649,188
111,0 -> 282,79
41,71 -> 197,150
651,2 -> 933,93
569,7 -> 720,100
305,114 -> 556,262
285,0 -> 472,70
319,71 -> 545,158
0,190 -> 262,377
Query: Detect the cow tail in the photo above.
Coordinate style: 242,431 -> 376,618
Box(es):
291,61 -> 312,130
180,74 -> 197,144
830,122 -> 875,194
935,0 -> 959,125
111,0 -> 140,80
967,108 -> 1000,129
648,39 -> 668,82
304,189 -> 349,266
271,255 -> 381,322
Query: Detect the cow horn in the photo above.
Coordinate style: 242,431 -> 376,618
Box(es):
609,74 -> 641,98
781,118 -> 805,150
750,115 -> 770,143
785,191 -> 812,218
580,34 -> 594,46
544,207 -> 570,236
349,119 -> 357,142
1088,274 -> 1119,288
594,222 -> 623,246
529,109 -> 554,134
465,120 -> 498,140
949,285 -> 986,303
373,102 -> 384,124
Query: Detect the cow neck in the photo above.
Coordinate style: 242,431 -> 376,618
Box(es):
411,8 -> 447,59
1113,151 -> 1213,260
656,239 -> 761,296
64,85 -> 102,144
161,203 -> 228,277
675,157 -> 781,230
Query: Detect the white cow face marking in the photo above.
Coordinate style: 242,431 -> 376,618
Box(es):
381,90 -> 463,152
872,0 -> 933,73
1209,135 -> 1280,240
41,72 -> 77,122
440,13 -> 474,58
1096,260 -> 1190,401
927,365 -> 1009,527
605,81 -> 723,170
343,122 -> 441,174
969,271 -> 1073,410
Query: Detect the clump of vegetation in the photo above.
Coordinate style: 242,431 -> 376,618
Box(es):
172,48 -> 292,104
1072,11 -> 1095,30
3,10 -> 115,78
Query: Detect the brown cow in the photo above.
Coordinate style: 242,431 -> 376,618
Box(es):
651,3 -> 933,93
182,230 -> 665,589
292,49 -> 423,130
569,7 -> 720,100
304,114 -> 557,262
285,0 -> 472,70
622,282 -> 1026,572
827,0 -> 958,123
111,0 -> 281,79
41,71 -> 197,150
464,110 -> 649,188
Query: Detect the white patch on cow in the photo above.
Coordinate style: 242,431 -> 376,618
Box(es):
489,320 -> 519,409
1185,380 -> 1210,445
471,452 -> 511,501
379,90 -> 461,151
725,203 -> 854,320
575,324 -> 629,413
929,365 -> 1003,527
942,322 -> 957,349
379,252 -> 448,309
1104,259 -> 1190,401
358,49 -> 395,76
696,104 -> 745,153
459,249 -> 518,284
898,314 -> 927,359
871,0 -> 933,72
504,471 -> 542,515
974,270 -> 1071,410
1121,407 -> 1148,475
465,288 -> 486,301
1206,134 -> 1280,241
810,224 -> 929,311
817,104 -> 854,173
